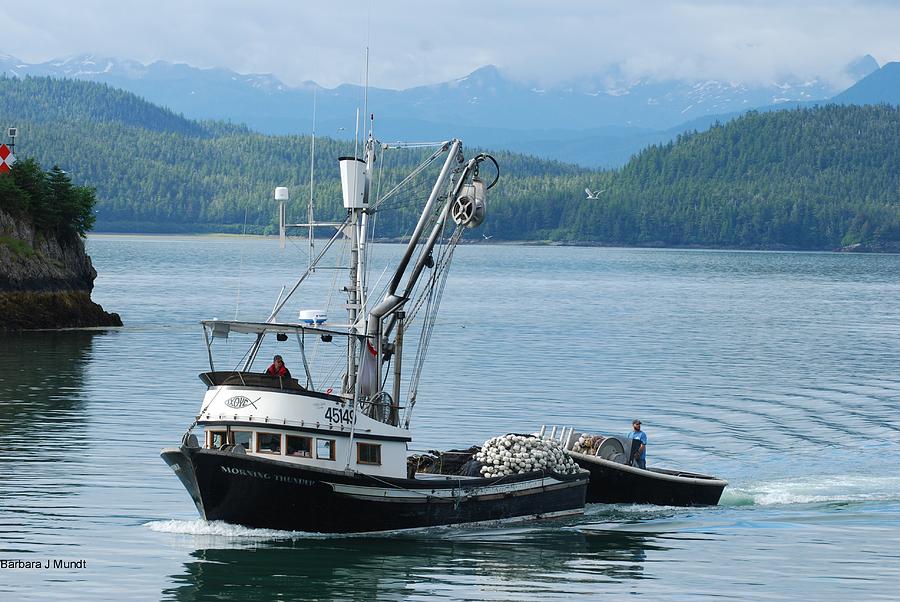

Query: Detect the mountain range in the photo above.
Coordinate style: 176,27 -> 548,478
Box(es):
1,52 -> 894,167
1,75 -> 898,251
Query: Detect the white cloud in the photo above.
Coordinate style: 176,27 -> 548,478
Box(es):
2,0 -> 898,89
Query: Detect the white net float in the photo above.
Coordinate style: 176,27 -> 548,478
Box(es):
473,433 -> 580,478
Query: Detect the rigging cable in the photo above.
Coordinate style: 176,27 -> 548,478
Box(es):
371,146 -> 446,211
316,233 -> 350,389
404,225 -> 464,428
366,153 -> 441,309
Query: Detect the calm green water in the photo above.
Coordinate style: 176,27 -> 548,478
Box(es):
2,235 -> 900,600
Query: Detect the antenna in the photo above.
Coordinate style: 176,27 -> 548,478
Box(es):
363,47 -> 370,138
354,108 -> 360,161
309,88 -> 317,271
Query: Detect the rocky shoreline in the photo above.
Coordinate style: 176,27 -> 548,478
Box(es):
1,210 -> 121,331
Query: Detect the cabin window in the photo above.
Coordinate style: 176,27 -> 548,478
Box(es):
232,431 -> 252,450
357,442 -> 381,465
256,432 -> 282,454
208,430 -> 227,449
287,435 -> 312,457
316,438 -> 336,461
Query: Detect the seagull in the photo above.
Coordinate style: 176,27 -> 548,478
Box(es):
482,234 -> 493,240
585,188 -> 607,199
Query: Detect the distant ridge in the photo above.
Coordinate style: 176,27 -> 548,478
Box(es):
0,52 -> 881,166
0,75 -> 218,136
833,62 -> 900,105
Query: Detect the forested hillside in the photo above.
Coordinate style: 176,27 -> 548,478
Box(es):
0,76 -> 587,236
0,76 -> 227,136
1,76 -> 898,249
571,105 -> 900,248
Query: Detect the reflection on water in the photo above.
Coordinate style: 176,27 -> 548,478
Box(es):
0,331 -> 100,433
0,331 -> 104,459
162,526 -> 663,601
0,331 -> 105,554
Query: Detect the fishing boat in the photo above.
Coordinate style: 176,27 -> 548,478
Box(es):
542,426 -> 727,506
161,136 -> 589,533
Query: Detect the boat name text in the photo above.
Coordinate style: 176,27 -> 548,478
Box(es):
220,465 -> 315,486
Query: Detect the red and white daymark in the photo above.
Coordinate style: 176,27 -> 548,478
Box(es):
0,144 -> 15,173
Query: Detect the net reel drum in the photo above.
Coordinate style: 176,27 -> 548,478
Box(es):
451,178 -> 487,228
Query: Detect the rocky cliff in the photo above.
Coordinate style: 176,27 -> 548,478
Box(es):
0,209 -> 121,330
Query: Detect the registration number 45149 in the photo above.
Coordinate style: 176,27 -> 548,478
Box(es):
324,407 -> 353,425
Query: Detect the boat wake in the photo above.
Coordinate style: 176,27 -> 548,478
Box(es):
143,519 -> 507,539
144,519 -> 316,539
720,474 -> 900,506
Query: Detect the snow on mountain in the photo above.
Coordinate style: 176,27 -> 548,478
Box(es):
0,52 -> 883,166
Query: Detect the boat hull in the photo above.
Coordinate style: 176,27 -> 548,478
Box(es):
162,447 -> 588,533
570,452 -> 727,506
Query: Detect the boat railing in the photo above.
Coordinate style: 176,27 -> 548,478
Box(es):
199,371 -> 309,391
199,371 -> 346,402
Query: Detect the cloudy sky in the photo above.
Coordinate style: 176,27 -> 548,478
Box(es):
3,1 -> 899,89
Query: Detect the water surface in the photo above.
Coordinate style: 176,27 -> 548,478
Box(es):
1,236 -> 899,600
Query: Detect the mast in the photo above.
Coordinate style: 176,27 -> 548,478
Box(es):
308,88 -> 317,272
342,108 -> 373,468
338,140 -> 371,399
359,127 -> 375,316
346,207 -> 359,398
348,136 -> 376,399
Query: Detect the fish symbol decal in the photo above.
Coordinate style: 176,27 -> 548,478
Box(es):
224,396 -> 259,409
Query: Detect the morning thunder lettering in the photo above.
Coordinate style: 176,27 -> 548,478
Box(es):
220,465 -> 315,486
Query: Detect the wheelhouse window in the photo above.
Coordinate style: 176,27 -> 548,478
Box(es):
208,430 -> 227,449
357,442 -> 381,465
287,435 -> 312,457
232,431 -> 252,450
256,432 -> 282,454
316,438 -> 335,461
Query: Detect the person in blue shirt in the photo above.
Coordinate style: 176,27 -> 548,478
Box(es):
627,419 -> 648,469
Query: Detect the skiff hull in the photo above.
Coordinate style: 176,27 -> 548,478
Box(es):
569,451 -> 727,506
162,447 -> 589,533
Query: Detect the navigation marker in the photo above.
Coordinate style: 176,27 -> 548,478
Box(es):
0,144 -> 14,174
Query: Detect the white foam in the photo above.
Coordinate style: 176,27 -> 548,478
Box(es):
144,519 -> 310,539
722,474 -> 900,506
143,519 -> 445,539
587,503 -> 684,514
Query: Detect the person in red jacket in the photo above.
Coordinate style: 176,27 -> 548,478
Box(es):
266,355 -> 291,379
